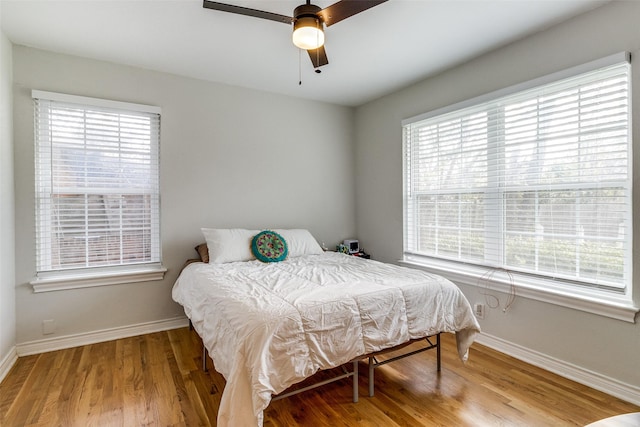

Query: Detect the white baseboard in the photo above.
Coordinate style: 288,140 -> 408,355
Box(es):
16,316 -> 189,357
0,346 -> 18,384
475,332 -> 640,407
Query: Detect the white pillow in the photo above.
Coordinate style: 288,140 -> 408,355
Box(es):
201,228 -> 259,264
273,229 -> 324,257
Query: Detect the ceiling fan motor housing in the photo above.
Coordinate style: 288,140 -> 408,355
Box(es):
293,3 -> 323,27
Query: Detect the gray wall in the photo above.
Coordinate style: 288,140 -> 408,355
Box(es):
0,17 -> 16,370
354,0 -> 640,394
12,46 -> 355,344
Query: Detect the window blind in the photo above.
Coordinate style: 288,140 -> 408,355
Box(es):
403,58 -> 631,291
33,91 -> 161,274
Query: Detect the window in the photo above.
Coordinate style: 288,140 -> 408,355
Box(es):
403,54 -> 633,315
32,91 -> 164,291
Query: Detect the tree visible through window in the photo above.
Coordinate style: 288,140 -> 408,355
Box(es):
403,59 -> 631,292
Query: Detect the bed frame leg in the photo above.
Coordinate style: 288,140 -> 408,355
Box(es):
353,361 -> 359,403
368,357 -> 375,397
436,333 -> 441,372
202,344 -> 208,372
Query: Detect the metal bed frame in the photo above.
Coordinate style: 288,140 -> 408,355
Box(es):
190,320 -> 359,402
366,334 -> 441,397
189,320 -> 440,402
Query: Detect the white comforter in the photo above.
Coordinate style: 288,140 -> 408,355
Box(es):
172,252 -> 480,426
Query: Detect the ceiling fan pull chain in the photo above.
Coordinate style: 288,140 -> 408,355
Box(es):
299,49 -> 303,86
315,19 -> 321,74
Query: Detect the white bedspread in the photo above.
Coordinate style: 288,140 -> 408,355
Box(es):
172,252 -> 480,426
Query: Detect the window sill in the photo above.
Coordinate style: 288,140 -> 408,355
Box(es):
399,256 -> 639,323
30,264 -> 167,293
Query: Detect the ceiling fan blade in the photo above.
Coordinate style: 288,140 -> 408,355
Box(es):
202,0 -> 292,24
307,45 -> 329,68
318,0 -> 388,27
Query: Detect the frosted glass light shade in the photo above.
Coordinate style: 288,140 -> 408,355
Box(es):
292,17 -> 324,50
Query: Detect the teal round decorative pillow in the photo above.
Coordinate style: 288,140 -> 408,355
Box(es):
251,230 -> 288,263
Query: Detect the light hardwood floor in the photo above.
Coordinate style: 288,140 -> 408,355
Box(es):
1,328 -> 637,426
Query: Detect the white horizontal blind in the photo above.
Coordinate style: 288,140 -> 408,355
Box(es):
404,59 -> 631,290
33,92 -> 161,274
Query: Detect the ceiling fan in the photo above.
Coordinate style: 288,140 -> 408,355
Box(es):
202,0 -> 388,69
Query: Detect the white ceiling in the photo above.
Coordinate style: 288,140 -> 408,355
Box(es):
1,0 -> 609,107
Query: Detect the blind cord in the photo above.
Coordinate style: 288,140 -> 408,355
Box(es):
478,268 -> 517,313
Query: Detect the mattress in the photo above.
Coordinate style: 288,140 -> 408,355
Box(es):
172,251 -> 480,426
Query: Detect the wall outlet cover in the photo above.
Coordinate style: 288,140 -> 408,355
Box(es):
474,303 -> 485,320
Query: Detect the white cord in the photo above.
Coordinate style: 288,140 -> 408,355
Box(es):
478,268 -> 517,313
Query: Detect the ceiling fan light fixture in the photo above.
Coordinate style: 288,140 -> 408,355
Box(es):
204,0 -> 389,69
292,16 -> 324,50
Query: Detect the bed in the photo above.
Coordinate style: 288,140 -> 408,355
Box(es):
172,228 -> 481,426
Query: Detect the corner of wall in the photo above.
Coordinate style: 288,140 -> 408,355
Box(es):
0,18 -> 18,383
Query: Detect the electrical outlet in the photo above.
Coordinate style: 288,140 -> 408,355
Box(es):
474,303 -> 485,320
42,319 -> 56,335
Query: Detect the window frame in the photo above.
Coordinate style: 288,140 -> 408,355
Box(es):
30,90 -> 165,292
401,53 -> 638,322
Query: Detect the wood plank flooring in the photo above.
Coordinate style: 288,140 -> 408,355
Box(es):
1,328 -> 638,426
